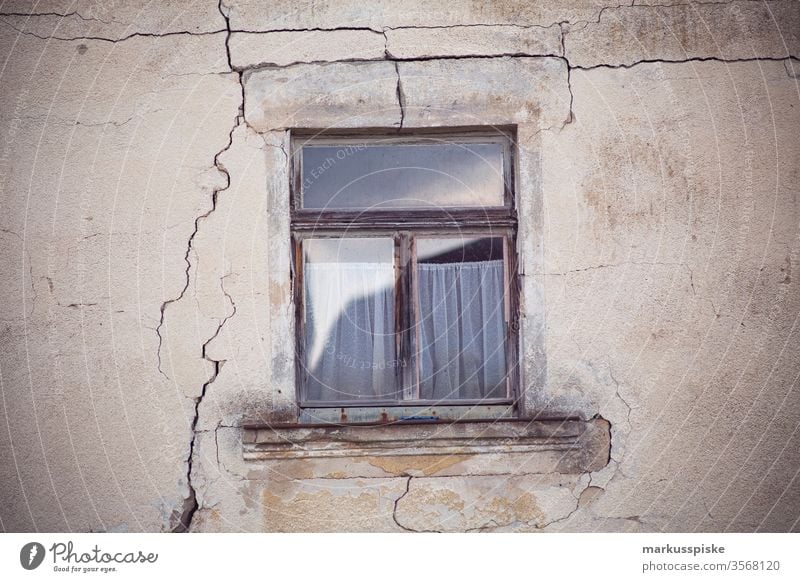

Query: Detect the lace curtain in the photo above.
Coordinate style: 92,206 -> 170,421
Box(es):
304,260 -> 506,401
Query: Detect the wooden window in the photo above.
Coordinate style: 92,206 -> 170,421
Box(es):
290,128 -> 520,418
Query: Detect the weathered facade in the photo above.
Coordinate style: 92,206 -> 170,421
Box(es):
1,0 -> 799,532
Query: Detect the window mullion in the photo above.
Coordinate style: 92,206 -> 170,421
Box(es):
397,232 -> 416,401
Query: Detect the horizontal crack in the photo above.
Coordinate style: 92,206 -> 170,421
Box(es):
0,10 -> 108,22
572,55 -> 800,71
0,19 -> 226,43
541,260 -> 693,276
230,51 -> 798,76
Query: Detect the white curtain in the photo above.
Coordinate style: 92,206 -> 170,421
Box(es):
304,260 -> 506,402
417,260 -> 507,400
304,263 -> 397,401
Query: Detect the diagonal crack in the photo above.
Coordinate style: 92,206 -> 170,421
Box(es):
393,61 -> 406,129
156,0 -> 240,381
392,476 -> 415,532
172,275 -> 237,532
154,120 -> 235,379
391,476 -> 445,533
167,0 -> 242,534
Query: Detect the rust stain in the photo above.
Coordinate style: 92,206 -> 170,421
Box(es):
367,454 -> 473,476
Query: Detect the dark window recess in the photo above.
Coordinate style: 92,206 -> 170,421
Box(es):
290,129 -> 520,412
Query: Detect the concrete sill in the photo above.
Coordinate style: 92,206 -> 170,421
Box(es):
242,418 -> 610,474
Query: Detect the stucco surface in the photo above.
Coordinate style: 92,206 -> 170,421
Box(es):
1,0 -> 798,532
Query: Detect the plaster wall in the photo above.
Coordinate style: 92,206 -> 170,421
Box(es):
1,0 -> 798,532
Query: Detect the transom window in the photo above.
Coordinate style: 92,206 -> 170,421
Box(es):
290,129 -> 520,416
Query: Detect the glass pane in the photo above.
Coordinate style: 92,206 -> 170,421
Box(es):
302,238 -> 400,402
301,142 -> 505,209
416,236 -> 507,401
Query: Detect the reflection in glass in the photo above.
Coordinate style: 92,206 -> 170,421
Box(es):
303,238 -> 399,401
301,142 -> 505,209
416,237 -> 507,400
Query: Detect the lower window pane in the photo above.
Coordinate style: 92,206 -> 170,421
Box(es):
302,237 -> 400,402
416,236 -> 508,400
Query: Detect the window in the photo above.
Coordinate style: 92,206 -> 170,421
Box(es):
290,129 -> 520,420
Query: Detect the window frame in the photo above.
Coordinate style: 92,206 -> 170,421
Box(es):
289,127 -> 522,417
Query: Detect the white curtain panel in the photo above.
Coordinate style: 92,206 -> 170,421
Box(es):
304,260 -> 506,402
304,263 -> 397,401
418,260 -> 507,400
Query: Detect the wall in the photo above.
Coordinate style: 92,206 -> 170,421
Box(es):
1,0 -> 798,532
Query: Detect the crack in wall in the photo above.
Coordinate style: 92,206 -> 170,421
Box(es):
166,0 -> 243,533
385,22 -> 562,32
572,55 -> 800,72
0,11 -> 106,21
155,0 -> 241,381
567,1 -> 636,32
226,51 -> 798,74
391,475 -> 600,532
107,0 -> 792,532
391,476 -> 417,532
392,492 -> 446,533
6,5 -> 795,149
230,53 -> 564,71
564,61 -> 575,128
228,51 -> 796,143
0,19 -> 226,42
1,0 -> 749,38
541,260 -> 695,276
607,364 -> 634,435
1,0 -> 784,45
388,418 -> 612,532
393,62 -> 406,129
172,275 -> 237,532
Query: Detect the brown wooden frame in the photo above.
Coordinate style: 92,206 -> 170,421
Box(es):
290,127 -> 521,415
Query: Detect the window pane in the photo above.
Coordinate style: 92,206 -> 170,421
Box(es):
301,142 -> 505,209
302,238 -> 400,402
416,236 -> 507,401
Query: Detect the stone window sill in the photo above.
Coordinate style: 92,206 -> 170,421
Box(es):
242,418 -> 610,474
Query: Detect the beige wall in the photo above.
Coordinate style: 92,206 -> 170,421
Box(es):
1,0 -> 798,532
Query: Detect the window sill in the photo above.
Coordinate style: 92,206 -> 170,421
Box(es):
242,418 -> 610,474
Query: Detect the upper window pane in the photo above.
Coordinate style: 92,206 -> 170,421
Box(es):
300,141 -> 506,209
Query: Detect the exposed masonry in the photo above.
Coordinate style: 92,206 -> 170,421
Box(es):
9,0 -> 777,531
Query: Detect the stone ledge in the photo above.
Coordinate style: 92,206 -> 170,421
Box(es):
242,418 -> 610,474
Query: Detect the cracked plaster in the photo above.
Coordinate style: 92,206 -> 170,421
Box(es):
1,0 -> 799,533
